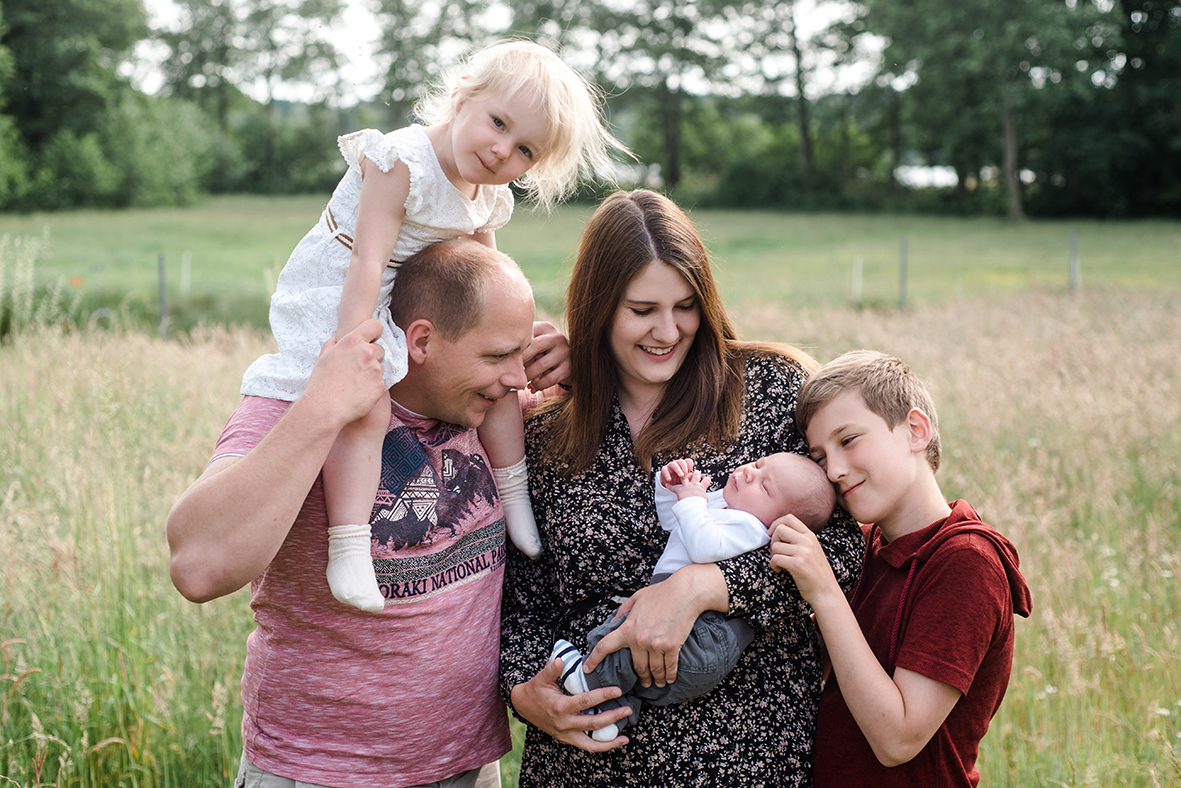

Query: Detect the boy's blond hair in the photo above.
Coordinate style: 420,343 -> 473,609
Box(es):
415,39 -> 630,212
796,350 -> 942,471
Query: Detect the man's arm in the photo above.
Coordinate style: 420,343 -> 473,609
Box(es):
167,320 -> 388,602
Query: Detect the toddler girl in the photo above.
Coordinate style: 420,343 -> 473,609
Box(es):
240,40 -> 627,612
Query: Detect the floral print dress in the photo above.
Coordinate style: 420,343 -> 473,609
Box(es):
499,353 -> 865,788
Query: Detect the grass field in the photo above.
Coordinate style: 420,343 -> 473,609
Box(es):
2,203 -> 1180,786
2,195 -> 1180,329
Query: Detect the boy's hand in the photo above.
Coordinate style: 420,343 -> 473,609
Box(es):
769,514 -> 840,605
660,458 -> 696,487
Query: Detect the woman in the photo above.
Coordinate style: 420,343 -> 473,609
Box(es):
499,190 -> 864,787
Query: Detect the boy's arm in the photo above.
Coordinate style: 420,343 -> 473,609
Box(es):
770,516 -> 960,766
336,158 -> 409,335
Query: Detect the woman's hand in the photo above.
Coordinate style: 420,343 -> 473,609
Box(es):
584,563 -> 728,688
510,657 -> 633,752
525,321 -> 571,393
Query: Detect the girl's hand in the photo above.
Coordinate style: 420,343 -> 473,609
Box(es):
510,658 -> 632,752
769,514 -> 841,605
525,321 -> 571,393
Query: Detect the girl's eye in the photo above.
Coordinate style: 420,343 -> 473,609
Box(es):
518,145 -> 533,159
631,308 -> 653,317
493,116 -> 506,129
675,300 -> 697,311
841,435 -> 857,447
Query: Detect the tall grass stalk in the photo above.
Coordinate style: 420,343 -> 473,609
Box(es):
2,286 -> 1178,786
1,322 -> 270,787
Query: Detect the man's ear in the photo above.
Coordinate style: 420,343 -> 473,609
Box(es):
905,407 -> 935,455
404,318 -> 435,365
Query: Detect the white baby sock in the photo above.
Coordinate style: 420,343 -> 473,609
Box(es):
326,523 -> 385,613
550,639 -> 620,742
492,459 -> 543,558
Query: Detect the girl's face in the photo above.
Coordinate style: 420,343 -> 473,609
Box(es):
608,260 -> 701,401
446,88 -> 548,191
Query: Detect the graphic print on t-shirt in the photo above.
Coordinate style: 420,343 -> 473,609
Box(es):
368,425 -> 506,603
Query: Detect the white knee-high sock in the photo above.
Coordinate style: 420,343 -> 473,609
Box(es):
326,523 -> 385,612
492,459 -> 542,558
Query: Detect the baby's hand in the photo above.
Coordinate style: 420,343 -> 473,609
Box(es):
672,469 -> 711,501
660,458 -> 696,488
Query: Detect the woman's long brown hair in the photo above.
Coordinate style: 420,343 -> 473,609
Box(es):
539,190 -> 816,473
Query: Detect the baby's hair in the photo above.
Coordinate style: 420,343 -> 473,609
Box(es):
778,454 -> 836,531
796,350 -> 942,471
414,39 -> 630,211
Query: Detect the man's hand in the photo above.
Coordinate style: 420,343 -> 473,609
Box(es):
303,318 -> 388,429
524,321 -> 570,393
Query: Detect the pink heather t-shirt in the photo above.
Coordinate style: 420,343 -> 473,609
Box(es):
213,396 -> 512,788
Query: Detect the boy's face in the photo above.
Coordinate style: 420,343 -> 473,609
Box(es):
721,452 -> 808,527
804,389 -> 920,527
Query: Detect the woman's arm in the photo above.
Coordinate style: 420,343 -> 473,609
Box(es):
336,158 -> 409,335
583,562 -> 728,688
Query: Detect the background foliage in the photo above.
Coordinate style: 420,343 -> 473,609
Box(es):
0,0 -> 1178,216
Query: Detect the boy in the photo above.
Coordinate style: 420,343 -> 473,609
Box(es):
555,452 -> 835,742
769,350 -> 1031,787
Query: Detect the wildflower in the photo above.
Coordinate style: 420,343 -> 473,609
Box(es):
1157,707 -> 1171,717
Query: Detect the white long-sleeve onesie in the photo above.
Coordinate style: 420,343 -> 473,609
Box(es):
652,478 -> 770,577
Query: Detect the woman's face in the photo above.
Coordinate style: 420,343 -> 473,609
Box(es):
608,259 -> 701,399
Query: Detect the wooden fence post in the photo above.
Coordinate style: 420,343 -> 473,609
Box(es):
158,251 -> 169,340
1069,231 -> 1081,293
899,236 -> 908,311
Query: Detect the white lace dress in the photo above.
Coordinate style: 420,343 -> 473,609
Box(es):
240,125 -> 515,401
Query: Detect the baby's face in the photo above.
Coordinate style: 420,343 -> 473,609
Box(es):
721,452 -> 808,526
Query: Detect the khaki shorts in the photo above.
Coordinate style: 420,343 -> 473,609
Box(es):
232,752 -> 502,788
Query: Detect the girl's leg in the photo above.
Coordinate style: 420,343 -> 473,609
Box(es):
323,389 -> 390,612
478,395 -> 542,558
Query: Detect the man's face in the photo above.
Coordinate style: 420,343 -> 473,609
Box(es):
418,278 -> 535,429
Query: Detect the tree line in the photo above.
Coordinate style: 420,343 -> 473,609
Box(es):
1,0 -> 1177,217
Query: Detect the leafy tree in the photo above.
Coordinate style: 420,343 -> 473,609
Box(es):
373,0 -> 504,126
864,0 -> 1121,220
1026,0 -> 1181,215
0,0 -> 148,148
156,0 -> 239,129
0,6 -> 28,205
237,0 -> 344,111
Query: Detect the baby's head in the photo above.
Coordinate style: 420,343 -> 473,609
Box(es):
415,39 -> 629,211
722,452 -> 835,531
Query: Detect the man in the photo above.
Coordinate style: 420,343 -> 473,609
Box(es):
167,239 -> 566,788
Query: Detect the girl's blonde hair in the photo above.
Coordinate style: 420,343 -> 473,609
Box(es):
414,40 -> 629,211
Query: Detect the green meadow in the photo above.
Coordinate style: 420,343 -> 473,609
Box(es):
1,198 -> 1179,786
3,195 -> 1179,329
